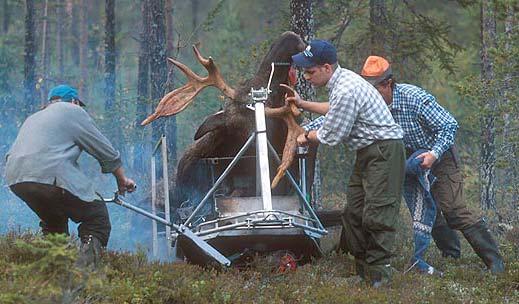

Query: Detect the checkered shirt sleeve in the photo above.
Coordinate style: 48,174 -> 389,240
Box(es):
391,84 -> 458,158
310,68 -> 403,149
303,116 -> 325,131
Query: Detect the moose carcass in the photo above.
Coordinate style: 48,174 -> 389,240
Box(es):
142,31 -> 318,222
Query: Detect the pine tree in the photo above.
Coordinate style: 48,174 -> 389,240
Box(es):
24,0 -> 36,115
134,0 -> 151,173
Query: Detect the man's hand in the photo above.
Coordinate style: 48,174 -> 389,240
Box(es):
113,167 -> 136,195
117,177 -> 136,195
416,151 -> 438,169
297,133 -> 309,147
280,84 -> 303,108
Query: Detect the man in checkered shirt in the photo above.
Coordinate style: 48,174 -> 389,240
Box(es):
286,40 -> 405,287
360,56 -> 504,274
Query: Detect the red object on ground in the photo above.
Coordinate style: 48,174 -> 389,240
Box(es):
277,252 -> 298,273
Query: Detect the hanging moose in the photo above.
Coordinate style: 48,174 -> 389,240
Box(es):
141,31 -> 318,218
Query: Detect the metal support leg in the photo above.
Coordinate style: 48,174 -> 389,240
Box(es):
267,141 -> 325,231
184,133 -> 256,227
298,146 -> 308,199
161,135 -> 171,257
151,156 -> 158,257
254,101 -> 273,211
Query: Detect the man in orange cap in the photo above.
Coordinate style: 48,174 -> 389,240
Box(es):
360,56 -> 504,274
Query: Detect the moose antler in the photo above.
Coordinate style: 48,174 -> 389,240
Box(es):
141,45 -> 237,125
265,84 -> 305,189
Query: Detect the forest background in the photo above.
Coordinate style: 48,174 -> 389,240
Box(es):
0,0 -> 518,303
2,0 -> 517,249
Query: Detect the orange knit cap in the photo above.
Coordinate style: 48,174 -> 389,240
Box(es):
360,56 -> 392,85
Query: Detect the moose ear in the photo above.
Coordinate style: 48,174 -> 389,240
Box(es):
194,111 -> 225,140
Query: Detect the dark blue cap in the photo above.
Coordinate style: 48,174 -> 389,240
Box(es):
292,40 -> 337,68
47,84 -> 85,106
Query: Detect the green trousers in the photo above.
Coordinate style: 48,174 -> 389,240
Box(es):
341,139 -> 405,270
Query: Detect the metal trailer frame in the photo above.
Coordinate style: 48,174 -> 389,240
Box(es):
172,64 -> 327,266
149,63 -> 328,266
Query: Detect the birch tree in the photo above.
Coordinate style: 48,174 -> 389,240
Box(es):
480,0 -> 497,210
290,0 -> 321,207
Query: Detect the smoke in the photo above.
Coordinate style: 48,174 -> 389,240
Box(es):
0,84 -> 178,262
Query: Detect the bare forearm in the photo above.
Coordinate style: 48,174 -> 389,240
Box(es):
300,100 -> 329,115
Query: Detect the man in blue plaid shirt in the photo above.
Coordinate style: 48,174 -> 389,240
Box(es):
360,56 -> 504,274
287,40 -> 405,287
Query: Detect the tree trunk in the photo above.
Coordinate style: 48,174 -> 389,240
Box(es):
164,0 -> 177,165
290,0 -> 321,208
501,2 -> 518,206
369,0 -> 389,56
40,0 -> 49,106
479,0 -> 497,210
165,0 -> 174,57
24,0 -> 37,116
69,0 -> 79,65
191,0 -> 198,39
3,0 -> 9,33
134,0 -> 151,173
104,0 -> 116,112
149,0 -> 174,163
104,0 -> 124,153
79,0 -> 88,98
290,0 -> 315,102
56,0 -> 65,78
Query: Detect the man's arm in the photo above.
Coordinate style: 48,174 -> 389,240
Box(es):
283,85 -> 329,115
71,106 -> 136,194
298,100 -> 329,115
416,93 -> 458,168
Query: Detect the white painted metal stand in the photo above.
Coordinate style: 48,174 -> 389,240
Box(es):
150,135 -> 172,258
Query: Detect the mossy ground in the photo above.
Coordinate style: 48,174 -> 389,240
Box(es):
0,221 -> 517,304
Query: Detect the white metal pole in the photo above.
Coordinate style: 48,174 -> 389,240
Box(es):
254,101 -> 273,211
161,135 -> 172,257
151,157 -> 158,257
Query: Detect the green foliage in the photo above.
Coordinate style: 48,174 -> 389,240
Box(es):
0,230 -> 518,303
455,4 -> 519,209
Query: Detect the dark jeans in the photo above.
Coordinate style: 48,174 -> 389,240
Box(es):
10,182 -> 111,246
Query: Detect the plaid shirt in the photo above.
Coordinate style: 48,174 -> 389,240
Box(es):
390,84 -> 458,159
303,67 -> 403,150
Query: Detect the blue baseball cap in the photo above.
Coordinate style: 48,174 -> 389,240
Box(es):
47,84 -> 85,106
292,40 -> 337,68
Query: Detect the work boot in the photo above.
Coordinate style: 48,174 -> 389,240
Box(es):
355,259 -> 367,280
431,213 -> 461,259
367,264 -> 394,288
462,219 -> 505,274
76,235 -> 103,268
